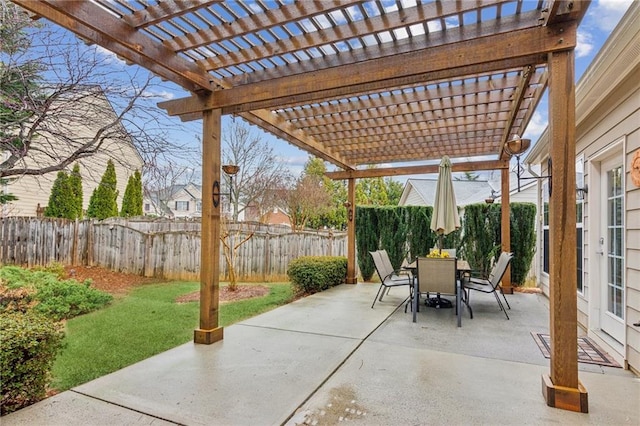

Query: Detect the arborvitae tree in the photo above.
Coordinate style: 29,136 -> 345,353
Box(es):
87,160 -> 118,219
0,179 -> 17,205
68,163 -> 83,219
120,170 -> 143,217
44,171 -> 74,218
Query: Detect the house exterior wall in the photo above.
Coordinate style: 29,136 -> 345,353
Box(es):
400,186 -> 427,206
526,3 -> 640,372
2,92 -> 143,218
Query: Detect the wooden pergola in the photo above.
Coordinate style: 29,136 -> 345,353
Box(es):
14,0 -> 588,412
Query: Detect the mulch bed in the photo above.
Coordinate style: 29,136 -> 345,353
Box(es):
64,265 -> 270,303
175,285 -> 270,303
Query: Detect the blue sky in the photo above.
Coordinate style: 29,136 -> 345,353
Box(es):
85,0 -> 634,182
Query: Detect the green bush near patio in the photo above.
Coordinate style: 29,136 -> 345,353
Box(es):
287,256 -> 347,294
0,266 -> 113,321
0,311 -> 65,415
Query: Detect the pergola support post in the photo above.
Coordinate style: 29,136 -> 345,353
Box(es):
345,178 -> 357,284
194,106 -> 224,345
500,168 -> 513,294
541,49 -> 588,413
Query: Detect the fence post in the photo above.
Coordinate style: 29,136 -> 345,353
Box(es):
143,233 -> 153,277
71,218 -> 79,266
87,220 -> 94,266
264,233 -> 270,281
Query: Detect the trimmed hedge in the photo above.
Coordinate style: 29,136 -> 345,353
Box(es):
460,202 -> 536,285
287,256 -> 347,294
0,311 -> 64,415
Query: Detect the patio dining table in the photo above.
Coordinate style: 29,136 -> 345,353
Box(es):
404,259 -> 471,327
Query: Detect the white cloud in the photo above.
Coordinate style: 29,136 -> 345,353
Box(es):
524,111 -> 548,140
94,45 -> 126,65
143,90 -> 175,100
588,0 -> 633,31
575,30 -> 595,58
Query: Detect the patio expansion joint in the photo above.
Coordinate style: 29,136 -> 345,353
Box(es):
69,389 -> 183,425
281,302 -> 404,424
235,323 -> 362,341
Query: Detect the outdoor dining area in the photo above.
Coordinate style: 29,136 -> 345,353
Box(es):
14,0 -> 608,415
370,155 -> 514,328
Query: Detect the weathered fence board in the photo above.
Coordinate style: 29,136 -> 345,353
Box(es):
0,217 -> 347,281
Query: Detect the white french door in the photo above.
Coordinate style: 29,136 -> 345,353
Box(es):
599,157 -> 625,343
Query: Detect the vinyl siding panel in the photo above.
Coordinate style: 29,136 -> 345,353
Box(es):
3,92 -> 142,218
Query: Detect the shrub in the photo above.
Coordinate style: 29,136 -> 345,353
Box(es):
287,256 -> 347,295
0,311 -> 64,415
378,206 -> 408,270
355,206 -> 379,281
44,170 -> 75,219
0,266 -> 113,321
120,170 -> 143,217
87,159 -> 119,219
0,282 -> 37,313
510,203 -> 537,285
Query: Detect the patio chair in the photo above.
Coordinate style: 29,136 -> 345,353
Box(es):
415,257 -> 457,310
370,250 -> 413,308
463,252 -> 513,319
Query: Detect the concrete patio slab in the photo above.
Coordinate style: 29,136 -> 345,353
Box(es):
2,391 -> 175,425
240,282 -> 406,339
287,341 -> 640,425
3,283 -> 638,425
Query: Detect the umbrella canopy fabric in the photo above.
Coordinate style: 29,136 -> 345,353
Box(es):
430,156 -> 461,239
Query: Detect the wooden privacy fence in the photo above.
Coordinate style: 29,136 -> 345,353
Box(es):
0,217 -> 347,281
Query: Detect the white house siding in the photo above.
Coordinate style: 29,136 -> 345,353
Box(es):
4,140 -> 141,217
403,187 -> 428,206
526,3 -> 640,372
2,90 -> 143,218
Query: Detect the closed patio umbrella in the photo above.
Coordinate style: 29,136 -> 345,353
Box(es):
430,156 -> 461,251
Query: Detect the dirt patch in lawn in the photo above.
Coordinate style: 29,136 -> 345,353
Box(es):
64,265 -> 271,302
64,265 -> 160,295
175,285 -> 270,304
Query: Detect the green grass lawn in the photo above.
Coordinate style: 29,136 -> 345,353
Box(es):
51,281 -> 293,391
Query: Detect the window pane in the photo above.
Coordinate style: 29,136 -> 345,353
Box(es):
608,285 -> 614,313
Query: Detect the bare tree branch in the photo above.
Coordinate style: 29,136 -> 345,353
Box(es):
1,3 -> 198,181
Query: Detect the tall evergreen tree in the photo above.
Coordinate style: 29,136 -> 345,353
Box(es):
44,171 -> 74,218
87,160 -> 118,219
120,170 -> 143,217
68,163 -> 83,219
0,179 -> 17,205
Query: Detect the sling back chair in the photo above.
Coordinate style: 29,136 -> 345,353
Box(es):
463,252 -> 513,319
414,257 -> 461,325
370,250 -> 412,308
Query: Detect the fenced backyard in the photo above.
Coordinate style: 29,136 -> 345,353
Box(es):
0,217 -> 346,281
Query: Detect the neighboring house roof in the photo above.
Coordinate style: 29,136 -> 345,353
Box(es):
145,183 -> 203,218
400,173 -> 537,207
400,179 -> 492,207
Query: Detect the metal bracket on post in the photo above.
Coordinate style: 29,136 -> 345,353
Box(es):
212,180 -> 221,207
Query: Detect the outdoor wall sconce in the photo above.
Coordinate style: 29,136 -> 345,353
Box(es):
343,201 -> 354,222
212,164 -> 240,208
576,184 -> 588,200
503,135 -> 552,195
